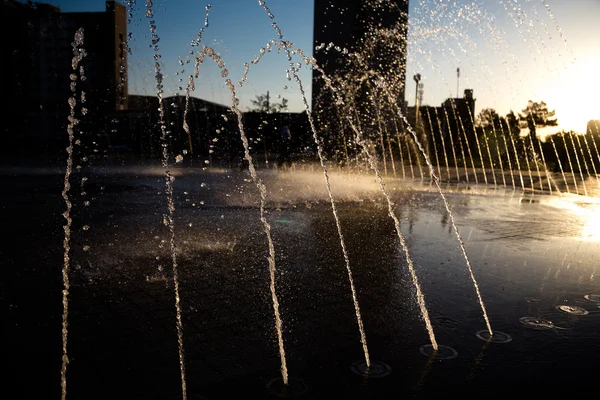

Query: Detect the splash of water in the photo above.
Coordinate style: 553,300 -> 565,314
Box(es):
440,106 -> 461,182
319,43 -> 493,334
60,27 -> 86,400
193,39 -> 289,383
257,0 -> 373,364
534,134 -> 555,195
449,98 -> 478,185
549,134 -> 570,193
566,131 -> 587,196
574,133 -> 592,186
387,90 -> 494,336
464,99 -> 492,186
308,57 -> 439,350
225,76 -> 289,384
282,47 -> 372,367
146,1 -> 188,397
499,125 -> 516,189
182,4 -> 213,156
362,142 -> 440,349
507,125 -> 525,191
580,133 -> 600,188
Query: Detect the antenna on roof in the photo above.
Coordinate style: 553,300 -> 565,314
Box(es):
456,67 -> 460,98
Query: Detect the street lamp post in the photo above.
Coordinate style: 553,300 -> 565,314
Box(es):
413,73 -> 421,125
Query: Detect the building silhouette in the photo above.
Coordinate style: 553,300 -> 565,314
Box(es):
407,89 -> 477,167
1,0 -> 127,159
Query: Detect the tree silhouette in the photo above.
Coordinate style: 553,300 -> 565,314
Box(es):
519,101 -> 558,145
519,101 -> 558,127
477,108 -> 502,128
249,91 -> 288,113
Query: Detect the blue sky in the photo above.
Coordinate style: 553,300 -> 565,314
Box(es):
42,0 -> 599,133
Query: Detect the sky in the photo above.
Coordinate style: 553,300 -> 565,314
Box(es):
41,0 -> 599,134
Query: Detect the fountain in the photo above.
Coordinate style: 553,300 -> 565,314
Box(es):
3,0 -> 600,399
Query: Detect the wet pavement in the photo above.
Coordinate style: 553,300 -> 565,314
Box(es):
2,164 -> 600,399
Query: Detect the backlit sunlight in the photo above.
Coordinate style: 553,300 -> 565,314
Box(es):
538,54 -> 600,135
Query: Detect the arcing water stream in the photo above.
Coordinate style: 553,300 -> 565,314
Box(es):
60,27 -> 86,400
146,1 -> 188,397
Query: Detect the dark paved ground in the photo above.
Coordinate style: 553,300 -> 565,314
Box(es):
2,164 -> 600,399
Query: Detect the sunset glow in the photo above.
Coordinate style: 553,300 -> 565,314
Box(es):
539,54 -> 600,134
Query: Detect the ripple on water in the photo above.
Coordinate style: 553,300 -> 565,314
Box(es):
584,294 -> 600,303
419,344 -> 458,360
475,330 -> 512,343
350,360 -> 392,378
519,317 -> 555,330
266,377 -> 309,398
556,305 -> 589,315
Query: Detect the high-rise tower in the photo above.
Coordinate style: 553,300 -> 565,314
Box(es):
312,0 -> 409,111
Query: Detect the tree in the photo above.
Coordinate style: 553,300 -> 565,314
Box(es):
519,100 -> 558,145
519,101 -> 558,127
505,111 -> 520,137
249,91 -> 288,113
477,108 -> 501,128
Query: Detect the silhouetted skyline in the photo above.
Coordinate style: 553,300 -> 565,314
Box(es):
6,0 -> 600,134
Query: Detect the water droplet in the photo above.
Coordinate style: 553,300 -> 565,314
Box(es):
83,245 -> 90,252
175,154 -> 183,163
82,225 -> 89,231
204,160 -> 210,165
200,183 -> 207,188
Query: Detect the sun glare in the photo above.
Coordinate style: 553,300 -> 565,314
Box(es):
546,196 -> 600,242
539,55 -> 600,135
582,209 -> 600,241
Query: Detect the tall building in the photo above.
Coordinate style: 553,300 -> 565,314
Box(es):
311,1 -> 409,161
1,0 -> 127,155
312,0 -> 409,111
60,1 -> 128,113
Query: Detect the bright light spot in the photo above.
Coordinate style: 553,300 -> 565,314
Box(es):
582,207 -> 600,241
544,195 -> 600,242
538,55 -> 600,135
